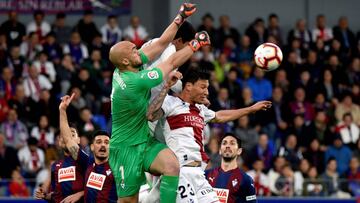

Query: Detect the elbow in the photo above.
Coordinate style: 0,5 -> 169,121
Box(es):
147,113 -> 156,122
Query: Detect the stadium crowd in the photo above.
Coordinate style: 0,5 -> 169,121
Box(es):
0,9 -> 359,198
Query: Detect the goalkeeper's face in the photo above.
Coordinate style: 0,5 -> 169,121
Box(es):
91,135 -> 110,161
128,45 -> 142,67
220,136 -> 242,162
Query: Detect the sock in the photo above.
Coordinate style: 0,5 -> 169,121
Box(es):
160,175 -> 179,203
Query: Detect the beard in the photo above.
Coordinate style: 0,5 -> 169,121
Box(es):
95,155 -> 107,162
223,155 -> 237,162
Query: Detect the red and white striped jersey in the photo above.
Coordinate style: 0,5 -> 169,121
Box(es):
162,95 -> 216,166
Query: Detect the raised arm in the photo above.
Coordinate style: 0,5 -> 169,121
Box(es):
212,101 -> 272,123
59,93 -> 79,160
147,71 -> 182,122
157,31 -> 211,77
141,3 -> 196,61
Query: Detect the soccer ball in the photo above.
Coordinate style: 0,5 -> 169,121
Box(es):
254,42 -> 283,71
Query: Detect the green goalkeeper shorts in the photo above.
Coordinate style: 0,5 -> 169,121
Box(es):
109,136 -> 167,197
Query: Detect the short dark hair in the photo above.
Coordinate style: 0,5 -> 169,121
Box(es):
56,12 -> 66,19
202,13 -> 214,22
84,9 -> 93,15
174,21 -> 195,43
269,13 -> 278,19
108,15 -> 117,20
27,137 -> 38,146
327,157 -> 336,165
182,67 -> 210,89
220,132 -> 242,148
33,10 -> 44,17
91,130 -> 111,143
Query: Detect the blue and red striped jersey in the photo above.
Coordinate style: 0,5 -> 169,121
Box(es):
205,167 -> 257,203
50,149 -> 89,203
84,161 -> 117,203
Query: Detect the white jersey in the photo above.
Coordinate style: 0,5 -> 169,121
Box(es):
141,38 -> 182,141
162,95 -> 216,166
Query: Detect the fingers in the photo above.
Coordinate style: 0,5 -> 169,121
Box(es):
69,92 -> 76,102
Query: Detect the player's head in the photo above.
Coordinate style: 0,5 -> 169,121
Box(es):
173,21 -> 195,51
219,133 -> 242,162
59,123 -> 80,153
182,68 -> 210,104
109,41 -> 142,70
90,130 -> 110,162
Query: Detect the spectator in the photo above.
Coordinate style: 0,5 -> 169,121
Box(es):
81,49 -> 107,78
0,109 -> 28,149
0,33 -> 8,68
299,158 -> 311,177
0,132 -> 20,179
333,16 -> 356,54
351,84 -> 360,105
245,18 -> 266,49
344,157 -> 360,197
247,68 -> 272,102
287,19 -> 312,50
79,134 -> 91,155
197,13 -> 217,47
20,32 -> 43,61
316,69 -> 339,102
306,111 -> 334,148
238,35 -> 253,66
51,12 -> 72,46
268,156 -> 286,195
289,87 -> 315,122
18,137 -> 45,178
275,164 -> 303,196
312,92 -> 332,113
123,16 -> 149,48
346,57 -> 360,86
7,84 -> 33,124
278,134 -> 302,170
74,10 -> 100,46
335,94 -> 360,126
303,138 -> 325,173
248,133 -> 274,172
247,159 -> 271,196
26,10 -> 51,42
213,53 -> 231,83
30,115 -> 55,150
100,15 -> 122,46
216,15 -> 240,47
0,11 -> 26,47
8,169 -> 30,197
235,115 -> 259,153
32,51 -> 56,82
206,135 -> 221,169
78,107 -> 100,137
56,54 -> 76,95
266,13 -> 283,46
289,114 -> 310,150
211,87 -> 231,112
273,69 -> 290,94
221,68 -> 242,107
7,46 -> 26,80
23,64 -> 52,102
325,135 -> 352,175
320,158 -> 339,196
219,37 -> 239,62
0,67 -> 16,101
63,31 -> 89,65
42,32 -> 63,64
303,50 -> 322,83
335,113 -> 359,149
303,166 -> 325,196
88,33 -> 109,60
0,94 -> 9,123
312,14 -> 333,44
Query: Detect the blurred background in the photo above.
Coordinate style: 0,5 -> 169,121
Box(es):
0,0 -> 359,202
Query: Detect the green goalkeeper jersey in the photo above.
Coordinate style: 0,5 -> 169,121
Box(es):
110,50 -> 163,146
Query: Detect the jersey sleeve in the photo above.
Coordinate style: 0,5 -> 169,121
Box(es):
50,162 -> 56,192
200,105 -> 216,123
241,174 -> 257,203
133,68 -> 164,90
161,95 -> 173,117
76,149 -> 90,172
139,49 -> 149,64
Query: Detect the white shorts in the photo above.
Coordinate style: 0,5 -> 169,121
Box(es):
176,166 -> 219,203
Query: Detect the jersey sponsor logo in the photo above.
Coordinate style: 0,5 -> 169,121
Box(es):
86,172 -> 106,191
214,188 -> 229,203
106,169 -> 112,176
208,177 -> 215,183
58,166 -> 76,182
246,195 -> 256,201
199,188 -> 213,196
183,115 -> 205,128
147,70 -> 159,80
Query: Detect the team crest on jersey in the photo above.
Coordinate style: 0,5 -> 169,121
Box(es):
86,172 -> 106,191
147,71 -> 159,79
214,188 -> 229,203
58,166 -> 76,182
106,169 -> 112,176
232,179 -> 238,187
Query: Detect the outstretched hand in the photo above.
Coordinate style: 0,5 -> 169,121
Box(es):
250,101 -> 272,112
59,93 -> 75,111
174,3 -> 197,25
167,71 -> 183,87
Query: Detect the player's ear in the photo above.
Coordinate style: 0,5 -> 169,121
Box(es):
122,58 -> 129,66
90,143 -> 94,152
237,148 -> 242,156
185,82 -> 193,91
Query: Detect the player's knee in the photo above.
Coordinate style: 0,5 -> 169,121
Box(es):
163,158 -> 179,176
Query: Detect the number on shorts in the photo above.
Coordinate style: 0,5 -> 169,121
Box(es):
178,184 -> 195,199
